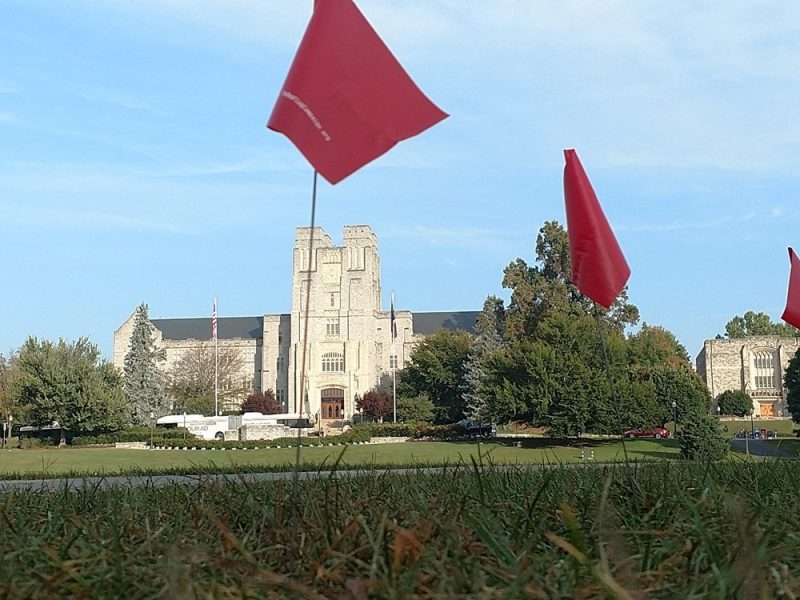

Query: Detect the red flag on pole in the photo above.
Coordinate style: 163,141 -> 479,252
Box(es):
267,0 -> 448,185
781,248 -> 800,329
563,149 -> 630,309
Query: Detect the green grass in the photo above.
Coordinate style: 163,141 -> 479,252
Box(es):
0,438 -> 680,479
718,418 -> 796,437
767,438 -> 800,457
0,461 -> 798,598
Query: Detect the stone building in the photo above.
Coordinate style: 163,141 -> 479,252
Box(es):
695,337 -> 800,418
113,225 -> 479,424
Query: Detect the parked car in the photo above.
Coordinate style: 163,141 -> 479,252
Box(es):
623,427 -> 670,439
766,430 -> 777,439
458,420 -> 497,438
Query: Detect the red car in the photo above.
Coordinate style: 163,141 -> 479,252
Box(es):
623,427 -> 670,439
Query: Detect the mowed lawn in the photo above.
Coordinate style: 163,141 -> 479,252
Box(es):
0,438 -> 679,478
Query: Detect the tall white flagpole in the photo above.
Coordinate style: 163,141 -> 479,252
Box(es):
391,290 -> 397,423
213,297 -> 219,416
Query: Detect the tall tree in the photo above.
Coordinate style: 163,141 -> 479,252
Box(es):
11,337 -> 128,441
398,329 -> 471,423
502,221 -> 639,340
123,303 -> 169,425
165,343 -> 246,415
723,311 -> 798,338
784,348 -> 800,423
463,296 -> 505,422
627,323 -> 689,366
396,393 -> 435,424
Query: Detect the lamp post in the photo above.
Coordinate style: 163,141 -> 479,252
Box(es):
150,410 -> 155,449
671,401 -> 677,437
183,411 -> 187,441
745,409 -> 751,456
7,415 -> 12,449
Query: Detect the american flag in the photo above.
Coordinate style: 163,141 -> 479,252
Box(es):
211,298 -> 218,341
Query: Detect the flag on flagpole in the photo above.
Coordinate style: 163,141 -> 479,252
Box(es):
563,149 -> 631,309
782,248 -> 800,329
390,291 -> 397,341
211,298 -> 218,341
267,0 -> 448,185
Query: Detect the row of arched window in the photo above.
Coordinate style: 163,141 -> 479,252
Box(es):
322,352 -> 344,372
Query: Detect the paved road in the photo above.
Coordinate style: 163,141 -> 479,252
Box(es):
0,462 -> 611,493
730,438 -> 792,458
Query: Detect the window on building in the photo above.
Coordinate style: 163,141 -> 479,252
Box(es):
753,351 -> 775,389
326,318 -> 340,336
389,353 -> 397,370
322,352 -> 344,372
277,355 -> 285,371
276,389 -> 286,407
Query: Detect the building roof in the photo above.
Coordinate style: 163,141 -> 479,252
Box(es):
152,316 -> 263,341
411,311 -> 480,335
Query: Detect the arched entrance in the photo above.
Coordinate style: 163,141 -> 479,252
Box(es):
320,388 -> 344,420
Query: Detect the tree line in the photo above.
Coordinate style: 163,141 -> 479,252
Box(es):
388,221 -> 712,435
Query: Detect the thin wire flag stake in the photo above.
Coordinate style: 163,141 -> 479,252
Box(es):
593,303 -> 630,465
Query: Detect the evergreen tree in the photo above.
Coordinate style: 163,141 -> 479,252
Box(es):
123,303 -> 169,425
784,348 -> 800,423
463,296 -> 504,422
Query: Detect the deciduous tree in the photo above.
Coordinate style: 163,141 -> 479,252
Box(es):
356,389 -> 392,422
11,337 -> 128,441
398,329 -> 471,423
242,390 -> 281,414
716,389 -> 752,417
165,343 -> 247,416
723,311 -> 798,338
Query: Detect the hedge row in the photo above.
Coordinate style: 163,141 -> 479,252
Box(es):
153,428 -> 371,450
354,423 -> 468,440
72,428 -> 193,446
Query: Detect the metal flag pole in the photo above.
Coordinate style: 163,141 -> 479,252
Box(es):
293,169 -> 318,492
593,303 -> 630,465
392,290 -> 397,423
213,297 -> 219,416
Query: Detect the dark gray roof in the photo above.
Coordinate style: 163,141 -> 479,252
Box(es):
412,311 -> 480,335
152,316 -> 264,341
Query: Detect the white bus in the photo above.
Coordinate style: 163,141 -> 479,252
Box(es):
156,412 -> 312,441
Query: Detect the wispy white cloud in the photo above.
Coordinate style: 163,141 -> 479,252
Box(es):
76,86 -> 167,116
618,207 -> 791,233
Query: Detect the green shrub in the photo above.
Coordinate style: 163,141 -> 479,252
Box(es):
680,414 -> 728,460
18,437 -> 56,449
154,428 -> 371,450
355,423 -> 467,440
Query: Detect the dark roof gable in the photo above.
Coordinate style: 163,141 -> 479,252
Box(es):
411,311 -> 480,335
151,316 -> 263,341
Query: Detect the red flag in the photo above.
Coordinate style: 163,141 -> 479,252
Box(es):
563,149 -> 630,309
267,0 -> 447,184
781,248 -> 800,329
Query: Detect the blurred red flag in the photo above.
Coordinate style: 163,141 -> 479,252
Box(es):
781,248 -> 800,329
267,0 -> 448,185
563,149 -> 630,309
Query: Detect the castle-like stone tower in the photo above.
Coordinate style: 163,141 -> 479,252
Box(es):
696,336 -> 800,418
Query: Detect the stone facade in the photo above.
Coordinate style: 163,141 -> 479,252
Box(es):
696,337 -> 800,418
113,225 -> 479,422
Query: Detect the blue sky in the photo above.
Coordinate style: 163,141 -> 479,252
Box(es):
2,1 -> 800,361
